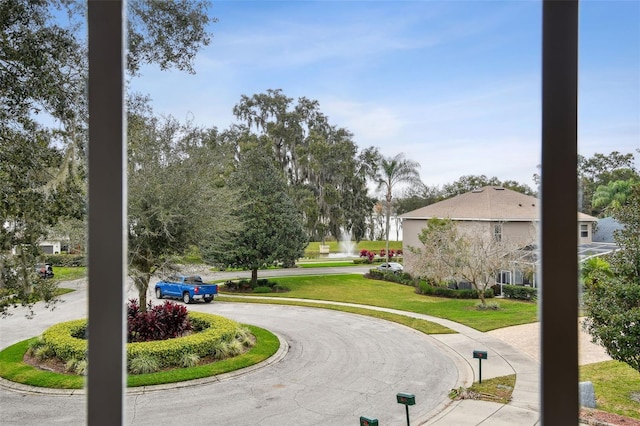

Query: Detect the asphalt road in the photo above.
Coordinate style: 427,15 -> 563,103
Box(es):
0,269 -> 462,426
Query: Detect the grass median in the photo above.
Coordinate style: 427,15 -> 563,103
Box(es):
0,325 -> 279,389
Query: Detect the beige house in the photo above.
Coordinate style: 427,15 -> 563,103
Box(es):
400,186 -> 598,287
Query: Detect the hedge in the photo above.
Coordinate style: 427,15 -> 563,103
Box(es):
367,269 -> 416,286
41,312 -> 244,368
417,281 -> 495,299
502,284 -> 537,301
44,254 -> 86,267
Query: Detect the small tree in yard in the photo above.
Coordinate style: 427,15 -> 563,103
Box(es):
409,219 -> 515,306
407,218 -> 460,285
214,146 -> 308,287
583,183 -> 640,373
128,106 -> 237,311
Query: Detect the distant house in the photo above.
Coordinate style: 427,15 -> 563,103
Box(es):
39,240 -> 62,255
400,186 -> 599,288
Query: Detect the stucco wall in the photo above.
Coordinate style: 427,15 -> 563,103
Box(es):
578,221 -> 594,245
401,219 -> 538,275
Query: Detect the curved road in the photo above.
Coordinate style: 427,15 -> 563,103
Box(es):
0,270 -> 462,426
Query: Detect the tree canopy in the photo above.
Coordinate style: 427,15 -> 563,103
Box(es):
578,151 -> 639,216
0,127 -> 82,316
592,178 -> 639,216
371,152 -> 421,263
583,183 -> 640,372
232,89 -> 375,242
214,145 -> 308,285
127,102 -> 236,310
1,0 -> 213,314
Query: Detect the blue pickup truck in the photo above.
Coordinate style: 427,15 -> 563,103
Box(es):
154,275 -> 218,304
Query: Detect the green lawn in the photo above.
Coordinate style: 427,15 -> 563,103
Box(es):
53,266 -> 87,282
581,360 -> 640,419
219,274 -> 538,332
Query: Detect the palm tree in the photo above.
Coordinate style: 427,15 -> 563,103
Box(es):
374,153 -> 421,264
592,178 -> 638,216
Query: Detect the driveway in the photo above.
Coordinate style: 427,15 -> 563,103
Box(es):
0,276 -> 463,426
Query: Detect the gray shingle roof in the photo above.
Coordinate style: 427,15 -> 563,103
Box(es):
399,186 -> 597,222
593,217 -> 624,243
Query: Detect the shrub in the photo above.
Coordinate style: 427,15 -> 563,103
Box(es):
211,340 -> 231,360
476,301 -> 501,310
416,281 -> 495,299
41,319 -> 88,361
359,250 -> 375,263
27,338 -> 47,357
126,312 -> 242,368
44,254 -> 86,267
223,278 -> 285,292
179,352 -> 201,368
502,285 -> 537,301
226,340 -> 243,357
33,344 -> 56,361
74,359 -> 88,375
65,358 -> 88,375
127,299 -> 192,342
235,327 -> 253,347
129,354 -> 160,374
40,312 -> 252,371
367,269 -> 417,286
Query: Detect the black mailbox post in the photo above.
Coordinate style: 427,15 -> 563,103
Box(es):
396,392 -> 415,425
473,350 -> 488,383
473,350 -> 488,359
396,392 -> 416,405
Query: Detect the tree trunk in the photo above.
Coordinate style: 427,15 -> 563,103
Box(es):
385,191 -> 392,264
134,274 -> 150,313
478,288 -> 486,306
251,268 -> 258,287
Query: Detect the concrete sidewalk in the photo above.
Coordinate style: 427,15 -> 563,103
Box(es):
424,318 -> 540,425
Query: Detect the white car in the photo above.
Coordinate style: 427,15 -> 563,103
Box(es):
376,262 -> 404,274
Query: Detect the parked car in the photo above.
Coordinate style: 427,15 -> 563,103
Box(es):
376,262 -> 404,274
35,263 -> 54,279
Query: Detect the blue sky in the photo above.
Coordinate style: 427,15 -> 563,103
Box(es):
132,1 -> 639,189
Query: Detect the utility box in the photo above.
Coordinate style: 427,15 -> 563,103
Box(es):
396,392 -> 416,406
359,416 -> 379,426
473,350 -> 488,359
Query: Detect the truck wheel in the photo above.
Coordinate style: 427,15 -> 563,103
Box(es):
155,288 -> 163,299
182,292 -> 191,304
204,296 -> 213,304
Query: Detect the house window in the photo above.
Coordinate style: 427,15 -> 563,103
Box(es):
494,224 -> 502,242
580,224 -> 588,238
497,270 -> 512,284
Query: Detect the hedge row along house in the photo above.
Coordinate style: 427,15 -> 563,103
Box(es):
400,186 -> 614,292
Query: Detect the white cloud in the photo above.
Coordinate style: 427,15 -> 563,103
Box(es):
323,99 -> 406,142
